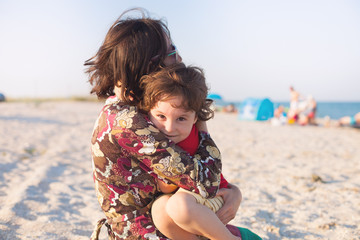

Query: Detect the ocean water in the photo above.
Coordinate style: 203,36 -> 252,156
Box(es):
274,102 -> 360,119
217,100 -> 360,120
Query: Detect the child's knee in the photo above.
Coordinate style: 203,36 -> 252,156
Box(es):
152,195 -> 171,226
166,191 -> 196,223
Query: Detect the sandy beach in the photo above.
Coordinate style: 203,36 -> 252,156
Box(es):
0,101 -> 359,240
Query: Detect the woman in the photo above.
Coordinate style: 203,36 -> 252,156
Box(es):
85,9 -> 243,240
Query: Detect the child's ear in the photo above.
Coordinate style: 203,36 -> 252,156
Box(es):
193,115 -> 198,124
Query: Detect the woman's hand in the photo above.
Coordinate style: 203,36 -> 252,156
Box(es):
215,183 -> 242,224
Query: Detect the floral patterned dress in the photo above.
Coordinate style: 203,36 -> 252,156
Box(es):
90,96 -> 222,240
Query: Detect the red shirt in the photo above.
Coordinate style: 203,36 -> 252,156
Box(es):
177,125 -> 229,189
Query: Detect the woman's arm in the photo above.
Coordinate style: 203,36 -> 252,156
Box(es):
197,120 -> 241,223
195,120 -> 208,132
215,183 -> 242,224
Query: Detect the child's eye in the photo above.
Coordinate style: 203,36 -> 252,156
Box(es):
157,114 -> 166,119
178,117 -> 186,121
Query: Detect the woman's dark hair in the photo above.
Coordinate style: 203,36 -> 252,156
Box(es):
139,63 -> 214,121
84,8 -> 171,104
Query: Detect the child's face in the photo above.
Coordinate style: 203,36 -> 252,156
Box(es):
149,97 -> 197,144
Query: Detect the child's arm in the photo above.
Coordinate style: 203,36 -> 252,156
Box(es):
157,179 -> 179,193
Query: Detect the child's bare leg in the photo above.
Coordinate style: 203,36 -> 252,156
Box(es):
151,194 -> 199,240
166,191 -> 240,240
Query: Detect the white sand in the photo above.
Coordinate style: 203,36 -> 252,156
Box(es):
0,101 -> 359,240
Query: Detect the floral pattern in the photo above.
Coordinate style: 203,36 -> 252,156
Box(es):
91,96 -> 222,240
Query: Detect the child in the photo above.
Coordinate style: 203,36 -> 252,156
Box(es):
139,63 -> 241,240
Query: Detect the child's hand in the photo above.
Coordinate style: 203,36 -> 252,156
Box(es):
215,183 -> 242,224
157,179 -> 178,193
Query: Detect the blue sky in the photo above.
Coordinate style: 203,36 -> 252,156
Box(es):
1,0 -> 359,101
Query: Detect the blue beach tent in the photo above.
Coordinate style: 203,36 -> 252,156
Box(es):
0,93 -> 5,102
238,98 -> 274,121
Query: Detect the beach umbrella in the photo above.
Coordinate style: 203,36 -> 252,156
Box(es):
207,93 -> 223,100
